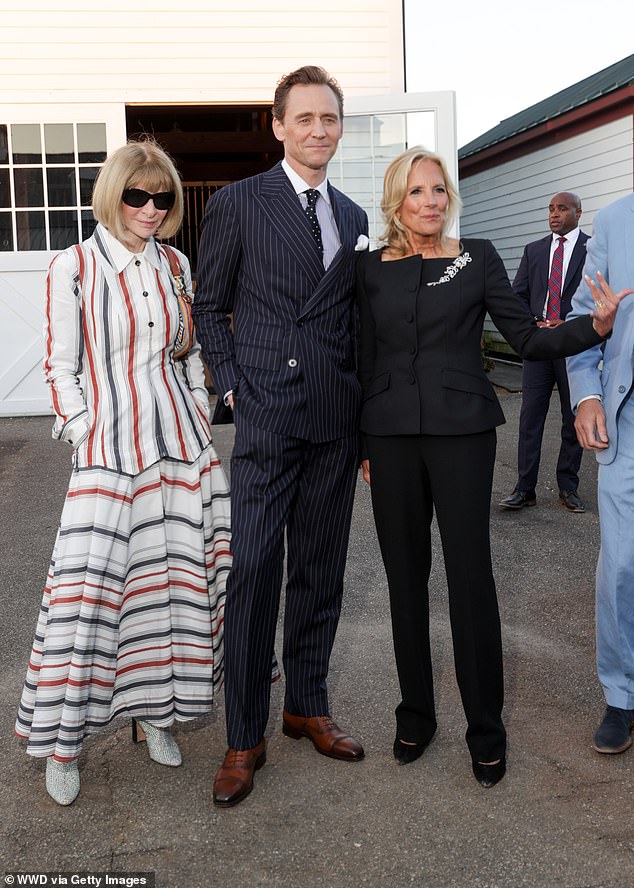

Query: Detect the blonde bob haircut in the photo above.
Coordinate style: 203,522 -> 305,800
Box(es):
380,146 -> 462,257
91,138 -> 184,242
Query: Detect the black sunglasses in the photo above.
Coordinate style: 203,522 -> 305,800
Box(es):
122,188 -> 176,211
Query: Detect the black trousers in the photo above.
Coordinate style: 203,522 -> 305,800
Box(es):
224,419 -> 359,749
366,430 -> 506,762
516,357 -> 583,494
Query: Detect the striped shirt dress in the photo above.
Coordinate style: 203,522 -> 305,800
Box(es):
15,225 -> 231,762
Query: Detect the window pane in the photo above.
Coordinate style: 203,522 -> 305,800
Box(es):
81,209 -> 98,240
407,112 -> 436,151
373,114 -> 408,153
0,212 -> 13,251
47,167 -> 77,206
79,166 -> 100,205
77,123 -> 107,163
0,169 -> 10,207
0,125 -> 8,164
16,211 -> 46,250
12,123 -> 42,163
49,210 -> 78,250
331,113 -> 413,241
14,168 -> 44,207
45,123 -> 75,164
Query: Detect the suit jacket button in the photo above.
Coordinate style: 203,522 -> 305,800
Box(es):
619,385 -> 626,393
288,358 -> 298,367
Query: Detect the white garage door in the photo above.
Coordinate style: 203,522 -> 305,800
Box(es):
0,252 -> 56,415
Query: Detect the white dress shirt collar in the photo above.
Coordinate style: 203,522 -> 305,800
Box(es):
281,158 -> 331,205
551,226 -> 580,249
98,223 -> 162,273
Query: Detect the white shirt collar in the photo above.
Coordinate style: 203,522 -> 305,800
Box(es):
551,226 -> 580,248
281,158 -> 331,205
98,224 -> 162,273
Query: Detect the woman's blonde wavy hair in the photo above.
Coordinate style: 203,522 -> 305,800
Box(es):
379,146 -> 462,257
91,137 -> 184,242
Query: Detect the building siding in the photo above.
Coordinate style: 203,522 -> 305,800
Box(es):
0,0 -> 403,103
459,116 -> 633,282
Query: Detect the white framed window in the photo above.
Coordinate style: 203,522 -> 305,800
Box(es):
0,104 -> 125,415
0,122 -> 108,252
329,92 -> 457,241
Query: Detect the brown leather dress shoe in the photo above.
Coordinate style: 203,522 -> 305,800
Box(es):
282,712 -> 364,761
212,739 -> 266,807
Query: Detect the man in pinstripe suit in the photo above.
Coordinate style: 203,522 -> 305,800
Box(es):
194,66 -> 369,807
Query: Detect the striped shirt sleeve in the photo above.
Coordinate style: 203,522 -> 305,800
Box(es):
43,247 -> 90,447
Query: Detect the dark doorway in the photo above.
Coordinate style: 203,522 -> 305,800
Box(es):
126,104 -> 283,273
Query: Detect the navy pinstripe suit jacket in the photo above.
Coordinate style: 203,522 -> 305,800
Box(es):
193,162 -> 369,442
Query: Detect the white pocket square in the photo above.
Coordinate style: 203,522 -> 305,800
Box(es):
354,235 -> 370,251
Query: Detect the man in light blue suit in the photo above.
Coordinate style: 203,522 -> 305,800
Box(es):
566,192 -> 634,754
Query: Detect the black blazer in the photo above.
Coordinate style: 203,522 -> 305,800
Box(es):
356,239 -> 602,438
193,162 -> 368,443
512,230 -> 590,319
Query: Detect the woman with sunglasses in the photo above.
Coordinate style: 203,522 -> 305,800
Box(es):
15,139 -> 232,805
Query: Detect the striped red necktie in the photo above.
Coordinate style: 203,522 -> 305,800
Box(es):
546,236 -> 566,320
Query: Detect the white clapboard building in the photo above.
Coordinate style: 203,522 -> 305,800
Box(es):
0,0 -> 457,415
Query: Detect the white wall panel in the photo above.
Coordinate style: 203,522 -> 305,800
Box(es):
0,257 -> 55,416
0,0 -> 404,103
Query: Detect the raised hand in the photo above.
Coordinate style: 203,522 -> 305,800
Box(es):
589,271 -> 633,338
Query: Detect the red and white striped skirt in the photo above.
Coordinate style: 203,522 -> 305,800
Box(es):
15,444 -> 231,761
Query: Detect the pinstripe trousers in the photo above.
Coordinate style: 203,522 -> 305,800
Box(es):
224,418 -> 359,749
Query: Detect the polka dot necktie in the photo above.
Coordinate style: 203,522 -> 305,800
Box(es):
546,236 -> 566,320
303,189 -> 324,256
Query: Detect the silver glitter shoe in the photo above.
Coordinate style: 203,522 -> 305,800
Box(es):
46,757 -> 80,806
132,719 -> 182,767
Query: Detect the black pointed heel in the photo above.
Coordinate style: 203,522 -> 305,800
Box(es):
472,757 -> 506,787
393,737 -> 429,765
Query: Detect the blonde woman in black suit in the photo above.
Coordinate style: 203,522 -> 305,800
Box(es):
356,146 -> 626,787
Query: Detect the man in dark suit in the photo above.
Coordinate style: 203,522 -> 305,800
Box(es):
499,192 -> 590,512
193,65 -> 368,807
